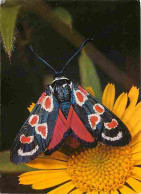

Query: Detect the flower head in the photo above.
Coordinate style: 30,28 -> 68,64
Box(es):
19,84 -> 141,194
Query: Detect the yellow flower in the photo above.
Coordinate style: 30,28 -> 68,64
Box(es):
19,84 -> 141,194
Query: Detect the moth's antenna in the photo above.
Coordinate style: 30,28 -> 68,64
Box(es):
29,45 -> 57,74
61,38 -> 93,73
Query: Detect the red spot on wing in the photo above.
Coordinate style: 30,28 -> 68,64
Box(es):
88,114 -> 100,130
42,96 -> 53,112
45,97 -> 51,109
36,123 -> 48,139
78,85 -> 88,95
47,110 -> 69,150
67,106 -> 95,143
20,134 -> 33,144
90,115 -> 99,127
76,91 -> 84,102
106,119 -> 118,129
38,92 -> 46,104
95,104 -> 104,114
29,115 -> 39,126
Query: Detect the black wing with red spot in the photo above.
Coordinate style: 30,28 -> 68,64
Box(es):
71,83 -> 131,146
10,87 -> 59,164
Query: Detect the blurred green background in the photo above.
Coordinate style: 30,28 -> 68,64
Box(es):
0,0 -> 140,193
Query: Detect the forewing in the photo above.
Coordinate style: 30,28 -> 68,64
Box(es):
88,93 -> 131,146
71,83 -> 131,146
10,87 -> 59,164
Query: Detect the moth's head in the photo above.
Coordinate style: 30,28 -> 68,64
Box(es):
53,71 -> 64,79
52,71 -> 70,85
52,75 -> 70,85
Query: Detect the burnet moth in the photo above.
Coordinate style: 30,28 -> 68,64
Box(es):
10,39 -> 131,164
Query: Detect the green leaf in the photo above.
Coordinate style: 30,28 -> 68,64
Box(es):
0,5 -> 20,60
52,7 -> 72,29
0,151 -> 34,172
79,51 -> 102,100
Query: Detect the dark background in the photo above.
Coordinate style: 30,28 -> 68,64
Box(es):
1,0 -> 140,152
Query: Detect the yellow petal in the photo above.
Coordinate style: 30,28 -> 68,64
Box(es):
132,151 -> 141,161
111,190 -> 119,194
70,189 -> 82,194
19,170 -> 46,177
130,131 -> 141,146
20,170 -> 70,190
131,121 -> 141,137
122,100 -> 141,128
26,157 -> 67,169
132,167 -> 141,180
113,92 -> 128,119
134,160 -> 141,165
27,102 -> 35,113
102,83 -> 115,111
127,103 -> 141,134
129,107 -> 141,131
32,175 -> 70,190
19,170 -> 58,184
19,170 -> 67,185
128,86 -> 139,108
122,87 -> 139,127
135,101 -> 141,109
122,106 -> 135,127
126,177 -> 141,193
131,142 -> 141,154
85,86 -> 95,96
119,184 -> 136,194
50,151 -> 69,161
48,181 -> 75,194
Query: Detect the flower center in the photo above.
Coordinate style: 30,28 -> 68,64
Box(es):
67,144 -> 134,192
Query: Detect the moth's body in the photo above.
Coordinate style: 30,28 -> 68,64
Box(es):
51,77 -> 72,118
10,40 -> 131,165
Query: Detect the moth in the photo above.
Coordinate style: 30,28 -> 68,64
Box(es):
10,39 -> 131,164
